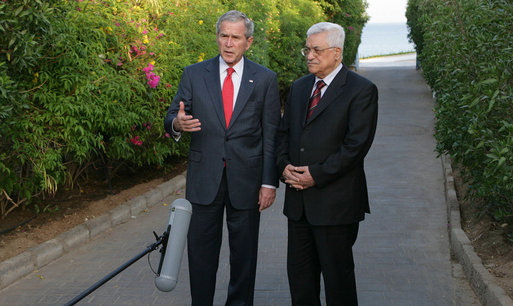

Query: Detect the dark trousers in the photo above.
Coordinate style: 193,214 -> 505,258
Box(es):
287,216 -> 359,306
187,171 -> 260,306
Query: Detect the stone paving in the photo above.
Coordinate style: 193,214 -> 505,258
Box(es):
0,55 -> 482,305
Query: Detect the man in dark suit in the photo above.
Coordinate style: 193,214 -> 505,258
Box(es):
276,22 -> 378,305
164,10 -> 281,306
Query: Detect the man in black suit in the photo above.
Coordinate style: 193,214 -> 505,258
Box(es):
164,10 -> 281,306
276,22 -> 378,305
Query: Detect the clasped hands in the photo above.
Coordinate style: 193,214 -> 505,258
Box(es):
283,164 -> 315,191
173,101 -> 202,132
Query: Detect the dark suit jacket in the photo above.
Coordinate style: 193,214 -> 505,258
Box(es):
276,66 -> 378,225
165,56 -> 281,209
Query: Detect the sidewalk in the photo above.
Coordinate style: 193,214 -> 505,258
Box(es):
0,54 -> 482,305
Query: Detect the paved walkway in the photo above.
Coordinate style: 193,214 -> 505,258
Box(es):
0,54 -> 480,305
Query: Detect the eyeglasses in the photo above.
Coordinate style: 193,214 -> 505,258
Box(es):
300,47 -> 337,57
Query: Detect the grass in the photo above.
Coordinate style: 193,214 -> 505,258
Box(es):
359,51 -> 416,60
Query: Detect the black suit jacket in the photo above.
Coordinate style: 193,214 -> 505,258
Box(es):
277,66 -> 378,225
165,56 -> 281,209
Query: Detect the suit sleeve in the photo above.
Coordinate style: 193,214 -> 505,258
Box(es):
276,85 -> 293,177
309,82 -> 378,188
261,72 -> 281,187
164,67 -> 193,140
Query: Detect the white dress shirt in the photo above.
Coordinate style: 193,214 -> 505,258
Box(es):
219,56 -> 244,109
311,63 -> 343,98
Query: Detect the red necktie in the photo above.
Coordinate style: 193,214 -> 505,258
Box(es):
306,80 -> 326,120
222,67 -> 235,127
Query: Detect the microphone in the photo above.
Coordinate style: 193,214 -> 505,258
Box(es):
154,198 -> 192,292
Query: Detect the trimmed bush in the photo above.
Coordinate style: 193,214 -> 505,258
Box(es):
406,0 -> 513,238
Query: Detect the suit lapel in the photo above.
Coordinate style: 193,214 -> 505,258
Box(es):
230,57 -> 255,129
306,66 -> 348,124
203,56 -> 226,128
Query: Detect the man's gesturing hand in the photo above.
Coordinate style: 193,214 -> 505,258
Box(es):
173,101 -> 202,132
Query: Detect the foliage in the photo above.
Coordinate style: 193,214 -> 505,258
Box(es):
268,0 -> 324,101
406,0 -> 513,235
0,0 -> 368,219
405,0 -> 423,55
316,0 -> 369,66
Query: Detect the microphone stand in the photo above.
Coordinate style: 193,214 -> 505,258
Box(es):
64,230 -> 169,306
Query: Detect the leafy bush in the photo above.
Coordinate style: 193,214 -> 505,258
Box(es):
316,0 -> 369,67
0,0 -> 368,219
268,0 -> 324,101
0,0 -> 190,218
405,0 -> 424,56
406,0 -> 513,236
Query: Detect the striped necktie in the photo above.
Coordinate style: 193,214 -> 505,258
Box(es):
306,80 -> 326,120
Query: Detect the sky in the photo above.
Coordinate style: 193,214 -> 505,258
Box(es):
365,0 -> 408,23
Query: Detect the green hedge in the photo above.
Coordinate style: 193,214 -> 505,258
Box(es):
407,0 -> 513,236
0,0 -> 368,218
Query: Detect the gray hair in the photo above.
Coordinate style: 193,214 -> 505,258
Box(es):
307,22 -> 345,51
216,10 -> 254,39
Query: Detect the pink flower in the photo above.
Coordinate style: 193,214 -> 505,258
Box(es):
116,22 -> 120,27
348,26 -> 354,31
147,73 -> 160,88
131,136 -> 143,146
165,133 -> 171,138
166,83 -> 172,88
150,52 -> 155,56
345,13 -> 350,17
117,62 -> 123,67
143,63 -> 160,88
143,63 -> 154,73
142,29 -> 148,34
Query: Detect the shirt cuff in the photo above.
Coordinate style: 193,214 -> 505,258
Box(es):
261,184 -> 276,189
171,118 -> 182,141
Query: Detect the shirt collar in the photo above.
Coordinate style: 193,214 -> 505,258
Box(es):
315,63 -> 343,86
219,56 -> 244,76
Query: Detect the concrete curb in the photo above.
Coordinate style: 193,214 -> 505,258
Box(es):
442,155 -> 513,306
0,172 -> 187,290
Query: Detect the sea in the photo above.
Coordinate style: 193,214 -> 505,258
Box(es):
357,22 -> 415,58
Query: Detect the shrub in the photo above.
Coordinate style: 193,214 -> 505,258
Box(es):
316,0 -> 369,66
268,0 -> 324,101
405,0 -> 424,55
406,0 -> 513,237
